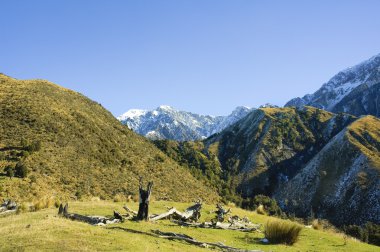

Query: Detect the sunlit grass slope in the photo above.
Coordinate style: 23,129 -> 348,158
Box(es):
0,73 -> 218,203
0,200 -> 377,251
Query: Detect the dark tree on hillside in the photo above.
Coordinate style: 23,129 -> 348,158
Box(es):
5,165 -> 14,178
15,161 -> 28,178
136,177 -> 153,221
28,140 -> 42,152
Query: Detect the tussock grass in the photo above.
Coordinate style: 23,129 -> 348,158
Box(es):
312,219 -> 323,230
256,204 -> 267,215
265,219 -> 303,245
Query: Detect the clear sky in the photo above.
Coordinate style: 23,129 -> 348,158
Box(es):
1,0 -> 380,116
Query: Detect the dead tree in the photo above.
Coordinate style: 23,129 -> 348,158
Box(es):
150,201 -> 202,222
215,203 -> 231,222
58,203 -> 122,226
173,220 -> 261,232
151,229 -> 263,252
0,199 -> 17,216
136,177 -> 153,221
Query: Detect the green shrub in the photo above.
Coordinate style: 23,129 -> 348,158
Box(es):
15,161 -> 28,178
252,195 -> 282,216
16,202 -> 29,214
343,222 -> 380,246
113,194 -> 125,202
21,150 -> 30,157
27,140 -> 42,152
264,219 -> 302,245
4,165 -> 14,178
75,190 -> 83,200
256,204 -> 267,215
365,222 -> 380,246
311,219 -> 323,230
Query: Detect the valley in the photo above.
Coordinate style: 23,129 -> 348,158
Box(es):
1,53 -> 380,251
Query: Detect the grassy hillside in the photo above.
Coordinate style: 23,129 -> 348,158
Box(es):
154,107 -> 380,226
202,106 -> 356,198
0,74 -> 218,202
346,115 -> 380,167
155,107 -> 356,201
0,200 -> 377,251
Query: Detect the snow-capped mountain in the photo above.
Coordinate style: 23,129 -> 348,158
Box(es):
118,105 -> 252,141
286,53 -> 380,117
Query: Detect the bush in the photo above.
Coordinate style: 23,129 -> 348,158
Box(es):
365,222 -> 380,246
17,202 -> 29,214
27,140 -> 42,152
21,150 -> 30,157
252,195 -> 282,216
31,198 -> 54,212
15,161 -> 28,178
75,190 -> 83,200
264,219 -> 302,245
256,204 -> 267,215
113,194 -> 125,202
32,200 -> 45,211
312,219 -> 323,230
343,222 -> 380,246
54,198 -> 61,208
5,165 -> 14,178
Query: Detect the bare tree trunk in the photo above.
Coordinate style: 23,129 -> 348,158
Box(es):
58,203 -> 122,225
136,177 -> 153,221
151,229 -> 263,252
149,201 -> 202,222
215,203 -> 231,222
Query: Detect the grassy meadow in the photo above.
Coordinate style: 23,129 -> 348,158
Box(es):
0,200 -> 377,252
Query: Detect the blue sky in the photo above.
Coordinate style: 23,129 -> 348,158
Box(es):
1,0 -> 380,116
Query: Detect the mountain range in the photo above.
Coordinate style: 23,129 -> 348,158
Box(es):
1,53 -> 379,228
286,53 -> 380,117
118,105 -> 252,141
150,53 -> 380,226
122,54 -> 380,142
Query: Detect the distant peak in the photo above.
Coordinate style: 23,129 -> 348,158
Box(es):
259,103 -> 279,108
234,106 -> 251,111
117,109 -> 147,121
157,105 -> 174,111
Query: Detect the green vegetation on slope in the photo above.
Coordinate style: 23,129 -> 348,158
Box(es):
0,74 -> 218,203
155,107 -> 357,203
346,115 -> 380,167
153,140 -> 241,204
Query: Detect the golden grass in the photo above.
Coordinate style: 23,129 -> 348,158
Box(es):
264,219 -> 303,245
0,74 -> 219,203
347,116 -> 380,167
256,204 -> 267,215
0,200 -> 377,252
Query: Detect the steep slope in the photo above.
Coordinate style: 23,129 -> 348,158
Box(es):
118,106 -> 252,141
141,105 -> 379,226
0,74 -> 219,202
274,116 -> 380,225
286,53 -> 380,117
203,107 -> 356,197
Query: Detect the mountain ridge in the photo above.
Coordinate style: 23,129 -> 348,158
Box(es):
155,105 -> 379,225
118,105 -> 252,141
285,53 -> 380,117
